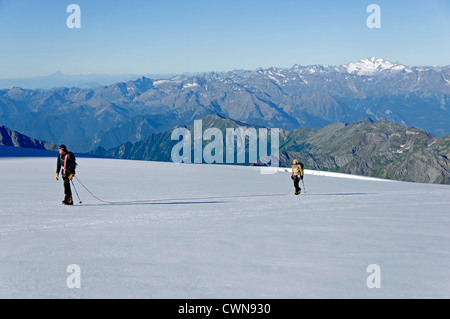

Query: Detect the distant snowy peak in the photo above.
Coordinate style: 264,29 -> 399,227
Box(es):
290,59 -> 412,76
344,57 -> 411,75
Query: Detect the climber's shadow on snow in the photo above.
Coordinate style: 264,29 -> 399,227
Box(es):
305,192 -> 375,196
75,200 -> 227,207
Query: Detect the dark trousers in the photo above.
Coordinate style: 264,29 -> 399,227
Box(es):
293,176 -> 301,193
63,177 -> 72,199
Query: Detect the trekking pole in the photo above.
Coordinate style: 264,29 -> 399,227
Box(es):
301,178 -> 306,194
71,180 -> 82,204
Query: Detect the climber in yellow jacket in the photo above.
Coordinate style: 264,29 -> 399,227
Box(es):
291,159 -> 304,195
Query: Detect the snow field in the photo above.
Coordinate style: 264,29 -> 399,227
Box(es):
0,157 -> 449,298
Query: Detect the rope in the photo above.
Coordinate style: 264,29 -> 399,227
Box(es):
74,176 -> 293,205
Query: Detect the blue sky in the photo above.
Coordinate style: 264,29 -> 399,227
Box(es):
0,0 -> 449,78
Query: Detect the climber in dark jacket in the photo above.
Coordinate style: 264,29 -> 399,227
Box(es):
56,144 -> 76,205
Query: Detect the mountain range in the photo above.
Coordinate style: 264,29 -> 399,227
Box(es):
0,125 -> 58,151
0,58 -> 449,153
1,114 -> 449,184
91,114 -> 450,184
275,118 -> 450,184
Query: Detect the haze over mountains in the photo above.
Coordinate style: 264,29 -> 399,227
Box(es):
0,58 -> 449,153
0,72 -> 179,90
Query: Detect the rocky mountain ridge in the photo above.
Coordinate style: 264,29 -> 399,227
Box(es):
1,58 -> 449,152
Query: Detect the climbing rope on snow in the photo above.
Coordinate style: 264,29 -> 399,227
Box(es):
74,176 -> 293,205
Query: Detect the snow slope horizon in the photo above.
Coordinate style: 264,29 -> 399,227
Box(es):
0,157 -> 449,298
